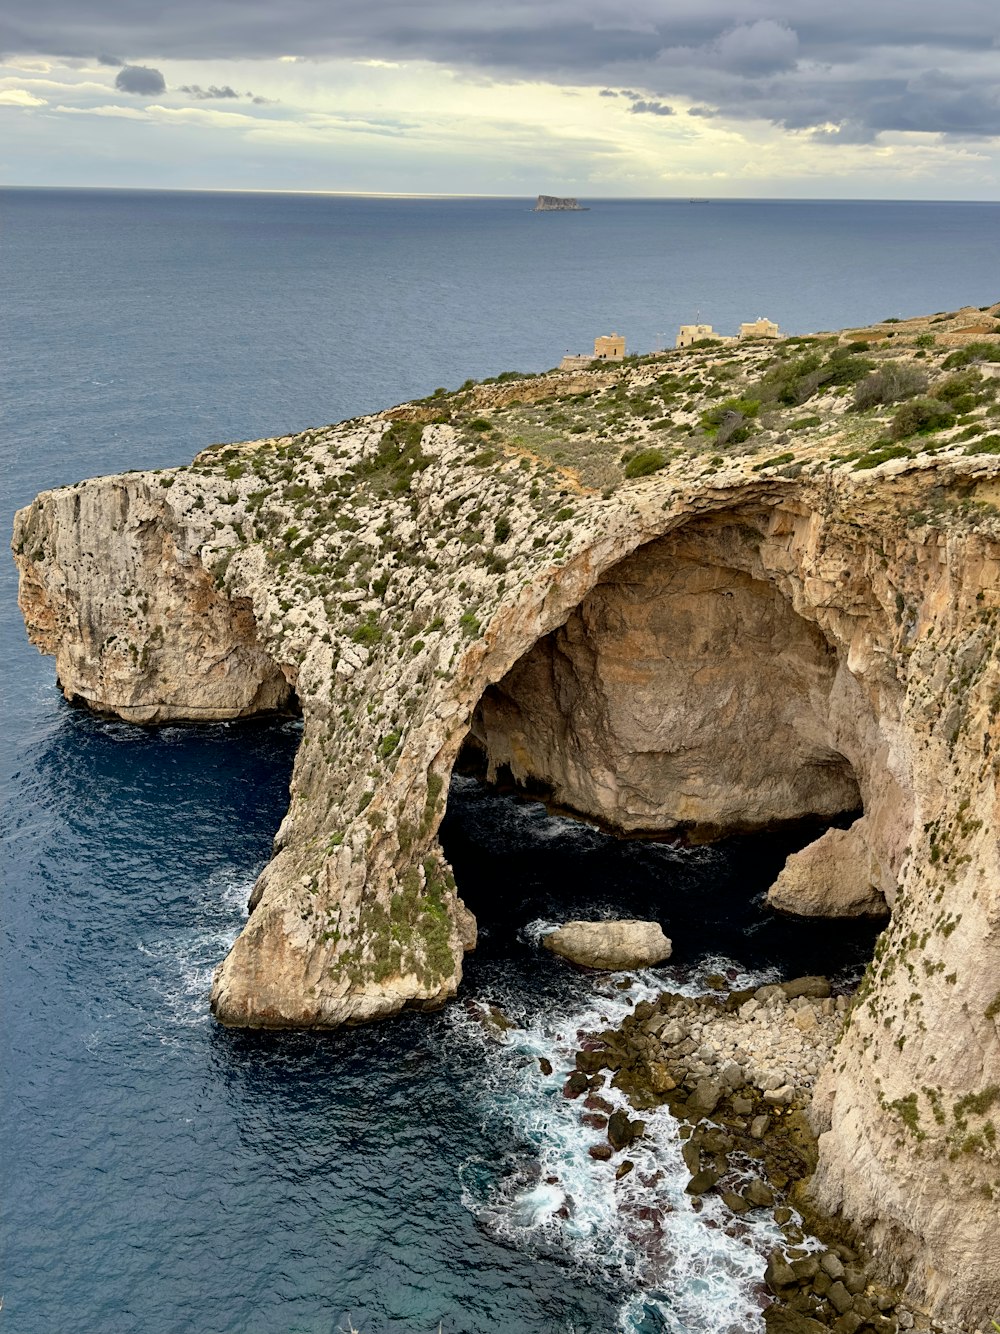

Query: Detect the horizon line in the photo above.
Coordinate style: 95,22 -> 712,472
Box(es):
1,184 -> 998,204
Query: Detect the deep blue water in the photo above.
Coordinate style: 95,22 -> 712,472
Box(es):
2,190 -> 996,1333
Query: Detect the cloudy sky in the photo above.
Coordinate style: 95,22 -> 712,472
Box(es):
1,1 -> 998,196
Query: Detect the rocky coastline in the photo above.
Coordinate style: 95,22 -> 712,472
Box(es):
556,970 -> 975,1334
12,302 -> 1000,1324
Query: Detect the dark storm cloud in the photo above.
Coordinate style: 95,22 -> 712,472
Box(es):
114,63 -> 165,94
96,52 -> 121,66
3,0 -> 998,137
629,100 -> 673,116
180,83 -> 239,98
180,83 -> 272,103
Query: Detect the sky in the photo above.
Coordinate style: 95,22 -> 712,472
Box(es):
1,1 -> 998,197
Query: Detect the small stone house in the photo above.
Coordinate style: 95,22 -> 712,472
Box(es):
675,324 -> 734,349
739,317 -> 780,340
593,333 -> 625,360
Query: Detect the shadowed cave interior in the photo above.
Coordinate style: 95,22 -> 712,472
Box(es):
448,516 -> 886,972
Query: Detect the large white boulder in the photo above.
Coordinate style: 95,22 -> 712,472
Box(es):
542,919 -> 672,970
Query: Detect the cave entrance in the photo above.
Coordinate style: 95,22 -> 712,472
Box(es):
460,515 -> 863,844
446,512 -> 888,982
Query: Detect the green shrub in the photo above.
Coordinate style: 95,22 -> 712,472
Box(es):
890,397 -> 956,439
623,448 -> 667,478
702,396 -> 760,428
853,444 -> 913,469
853,362 -> 927,410
932,370 -> 984,414
459,611 -> 481,637
493,515 -> 511,544
756,353 -> 823,406
752,451 -> 795,471
467,418 -> 492,433
915,333 -> 935,348
942,341 -> 1000,369
357,422 -> 432,495
379,731 -> 401,759
966,434 -> 1000,455
714,413 -> 752,446
352,614 -> 383,647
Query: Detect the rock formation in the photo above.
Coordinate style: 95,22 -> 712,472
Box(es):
767,821 -> 889,917
12,306 -> 1000,1324
542,919 -> 672,969
533,194 -> 587,211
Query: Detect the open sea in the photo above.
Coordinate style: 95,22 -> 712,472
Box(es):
2,190 -> 997,1333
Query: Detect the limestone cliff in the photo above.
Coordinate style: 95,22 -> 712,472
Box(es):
12,306 -> 1000,1323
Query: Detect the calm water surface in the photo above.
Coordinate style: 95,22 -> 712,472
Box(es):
3,191 -> 994,1332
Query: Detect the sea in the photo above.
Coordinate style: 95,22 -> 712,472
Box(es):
1,190 -> 997,1334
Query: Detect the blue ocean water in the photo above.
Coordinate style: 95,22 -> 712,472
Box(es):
1,190 -> 996,1333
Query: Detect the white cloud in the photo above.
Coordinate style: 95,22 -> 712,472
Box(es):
0,87 -> 46,106
54,102 -> 148,119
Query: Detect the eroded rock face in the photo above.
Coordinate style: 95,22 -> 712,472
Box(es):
14,476 -> 294,723
468,521 -> 863,839
767,820 -> 889,917
11,353 -> 1000,1324
543,919 -> 672,969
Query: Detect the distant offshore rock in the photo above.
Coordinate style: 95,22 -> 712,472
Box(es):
533,194 -> 588,211
543,920 -> 672,970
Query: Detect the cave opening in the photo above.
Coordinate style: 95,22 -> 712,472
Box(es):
444,512 -> 888,989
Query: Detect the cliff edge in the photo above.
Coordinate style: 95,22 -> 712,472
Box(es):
12,305 -> 1000,1323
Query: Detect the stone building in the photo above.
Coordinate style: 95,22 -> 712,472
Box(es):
593,333 -> 625,360
675,317 -> 780,348
675,324 -> 735,349
559,332 -> 626,369
739,317 -> 780,340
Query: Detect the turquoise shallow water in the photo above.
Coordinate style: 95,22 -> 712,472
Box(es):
2,190 -> 993,1332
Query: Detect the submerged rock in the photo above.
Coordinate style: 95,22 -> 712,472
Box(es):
542,920 -> 672,970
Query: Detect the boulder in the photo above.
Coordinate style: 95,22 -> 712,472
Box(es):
744,1176 -> 775,1208
767,821 -> 889,917
607,1109 -> 645,1150
685,1168 -> 719,1195
781,976 -> 832,1000
686,1077 -> 723,1118
764,1310 -> 830,1334
543,920 -> 672,970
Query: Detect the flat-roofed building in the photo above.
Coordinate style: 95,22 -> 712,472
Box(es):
739,317 -> 780,340
675,324 -> 734,348
593,332 -> 625,360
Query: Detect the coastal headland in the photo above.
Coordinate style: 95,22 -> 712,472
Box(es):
12,303 -> 1000,1326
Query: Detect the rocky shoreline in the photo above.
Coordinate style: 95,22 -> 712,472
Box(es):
557,974 -> 976,1334
13,303 -> 999,1322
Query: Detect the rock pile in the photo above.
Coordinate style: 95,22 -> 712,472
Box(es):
561,977 -> 968,1334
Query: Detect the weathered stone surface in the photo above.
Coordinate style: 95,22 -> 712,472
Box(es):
765,1248 -> 799,1294
768,820 -> 889,917
543,919 -> 672,970
764,1310 -> 830,1334
781,976 -> 832,1001
12,321 -> 1000,1327
685,1168 -> 719,1195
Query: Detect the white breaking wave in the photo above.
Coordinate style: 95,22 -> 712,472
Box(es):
136,865 -> 257,1036
453,961 -> 794,1334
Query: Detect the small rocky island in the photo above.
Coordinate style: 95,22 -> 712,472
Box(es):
533,194 -> 588,210
12,303 -> 1000,1330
